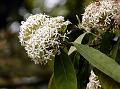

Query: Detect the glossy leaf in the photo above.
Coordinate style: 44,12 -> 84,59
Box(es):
54,49 -> 77,89
74,43 -> 120,83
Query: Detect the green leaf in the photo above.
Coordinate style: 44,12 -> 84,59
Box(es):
77,59 -> 91,89
54,49 -> 77,89
74,43 -> 120,83
100,31 -> 113,55
48,60 -> 54,72
110,44 -> 119,60
73,52 -> 81,69
94,69 -> 120,89
76,15 -> 81,29
115,48 -> 120,64
110,38 -> 120,64
68,32 -> 88,55
48,74 -> 57,89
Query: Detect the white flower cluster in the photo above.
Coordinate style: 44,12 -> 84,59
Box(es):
86,70 -> 101,89
19,14 -> 68,64
82,0 -> 120,31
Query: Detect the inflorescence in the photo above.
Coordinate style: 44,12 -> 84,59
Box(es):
19,14 -> 68,64
82,0 -> 120,31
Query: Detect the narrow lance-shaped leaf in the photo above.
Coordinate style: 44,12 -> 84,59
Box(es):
74,43 -> 120,83
76,15 -> 81,29
54,49 -> 77,89
68,32 -> 88,55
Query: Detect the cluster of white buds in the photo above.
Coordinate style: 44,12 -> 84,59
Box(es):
86,70 -> 101,89
19,13 -> 68,64
82,0 -> 120,31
